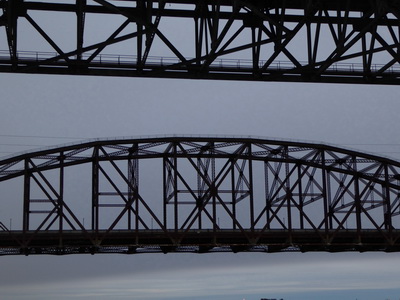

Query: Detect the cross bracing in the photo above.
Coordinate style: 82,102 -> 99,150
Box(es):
0,136 -> 399,255
0,0 -> 399,84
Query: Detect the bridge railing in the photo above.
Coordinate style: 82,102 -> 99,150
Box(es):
1,50 -> 399,74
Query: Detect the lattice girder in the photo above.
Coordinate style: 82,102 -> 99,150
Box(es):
0,0 -> 399,84
1,136 -> 400,254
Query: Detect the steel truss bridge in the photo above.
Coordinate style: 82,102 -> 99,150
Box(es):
0,136 -> 400,255
0,0 -> 400,84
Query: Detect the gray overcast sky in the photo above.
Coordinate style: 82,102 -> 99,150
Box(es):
1,2 -> 400,299
1,74 -> 400,300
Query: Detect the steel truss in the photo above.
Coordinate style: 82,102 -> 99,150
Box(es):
0,0 -> 400,84
0,136 -> 400,255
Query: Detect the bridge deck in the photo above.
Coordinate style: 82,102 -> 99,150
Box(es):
1,54 -> 399,84
1,229 -> 399,255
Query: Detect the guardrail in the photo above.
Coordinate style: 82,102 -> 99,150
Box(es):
1,50 -> 399,74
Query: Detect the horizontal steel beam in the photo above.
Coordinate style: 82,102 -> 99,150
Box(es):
1,229 -> 400,255
1,0 -> 397,13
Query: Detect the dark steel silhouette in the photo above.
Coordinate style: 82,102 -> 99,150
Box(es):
0,0 -> 399,84
0,136 -> 399,255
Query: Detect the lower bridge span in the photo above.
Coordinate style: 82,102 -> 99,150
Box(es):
1,136 -> 400,255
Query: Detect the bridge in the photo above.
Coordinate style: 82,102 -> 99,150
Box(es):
0,0 -> 400,84
0,136 -> 399,255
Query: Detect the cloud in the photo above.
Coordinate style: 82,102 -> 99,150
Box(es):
3,252 -> 399,300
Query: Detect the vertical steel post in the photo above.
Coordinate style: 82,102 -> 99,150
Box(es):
197,156 -> 204,230
285,147 -> 292,233
92,147 -> 99,234
248,144 -> 255,231
353,156 -> 362,241
163,156 -> 167,229
136,0 -> 144,69
297,163 -> 304,230
7,0 -> 20,66
384,164 -> 392,231
264,160 -> 270,229
173,143 -> 178,232
211,145 -> 216,235
23,158 -> 30,234
306,21 -> 312,64
194,4 -> 201,66
326,168 -> 333,230
321,150 -> 329,233
58,152 -> 64,246
128,144 -> 139,231
231,158 -> 236,230
76,0 -> 86,61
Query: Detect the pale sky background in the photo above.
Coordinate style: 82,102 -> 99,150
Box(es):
1,2 -> 400,299
1,74 -> 400,300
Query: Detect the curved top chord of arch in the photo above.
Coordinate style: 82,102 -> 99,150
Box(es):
0,136 -> 400,255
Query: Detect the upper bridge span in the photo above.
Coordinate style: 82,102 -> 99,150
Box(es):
0,136 -> 400,255
0,0 -> 400,84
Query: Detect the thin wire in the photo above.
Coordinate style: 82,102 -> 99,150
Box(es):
0,144 -> 44,147
0,134 -> 86,140
343,143 -> 400,146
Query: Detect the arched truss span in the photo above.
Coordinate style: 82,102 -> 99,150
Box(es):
0,136 -> 400,255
